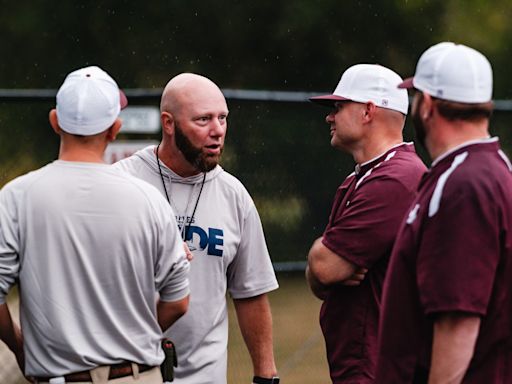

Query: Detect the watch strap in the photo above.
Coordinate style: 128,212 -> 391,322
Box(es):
253,375 -> 280,384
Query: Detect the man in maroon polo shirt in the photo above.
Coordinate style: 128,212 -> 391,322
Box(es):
306,64 -> 426,383
376,42 -> 512,383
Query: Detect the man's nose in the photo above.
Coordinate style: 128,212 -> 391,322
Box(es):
210,118 -> 226,136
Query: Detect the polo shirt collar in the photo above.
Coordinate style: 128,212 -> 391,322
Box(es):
354,142 -> 414,178
431,137 -> 497,167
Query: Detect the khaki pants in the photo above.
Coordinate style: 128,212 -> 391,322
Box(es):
38,365 -> 163,384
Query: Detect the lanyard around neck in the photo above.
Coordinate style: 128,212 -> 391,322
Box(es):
155,144 -> 206,240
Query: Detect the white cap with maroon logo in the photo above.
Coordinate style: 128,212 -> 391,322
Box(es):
398,42 -> 493,104
310,63 -> 409,114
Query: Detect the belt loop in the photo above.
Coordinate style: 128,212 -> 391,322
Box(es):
131,362 -> 140,379
90,366 -> 110,384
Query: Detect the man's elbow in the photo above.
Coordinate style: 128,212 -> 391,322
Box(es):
176,297 -> 189,317
308,239 -> 338,285
308,261 -> 337,286
308,251 -> 357,286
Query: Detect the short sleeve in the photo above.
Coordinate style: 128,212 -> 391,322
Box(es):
417,181 -> 500,316
227,203 -> 278,299
0,187 -> 21,304
323,177 -> 416,269
153,198 -> 190,302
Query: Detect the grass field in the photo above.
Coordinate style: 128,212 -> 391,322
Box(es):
1,273 -> 331,383
228,272 -> 330,383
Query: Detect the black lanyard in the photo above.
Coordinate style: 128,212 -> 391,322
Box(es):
155,144 -> 206,240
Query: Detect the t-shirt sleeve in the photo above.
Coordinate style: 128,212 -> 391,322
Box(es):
417,181 -> 500,316
323,176 -> 416,269
153,199 -> 190,302
0,187 -> 20,304
227,203 -> 279,299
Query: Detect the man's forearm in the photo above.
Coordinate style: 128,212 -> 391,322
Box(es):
233,294 -> 277,378
307,237 -> 357,285
157,295 -> 190,332
0,302 -> 24,370
428,313 -> 481,384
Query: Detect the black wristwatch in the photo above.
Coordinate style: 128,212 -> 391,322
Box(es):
253,375 -> 280,384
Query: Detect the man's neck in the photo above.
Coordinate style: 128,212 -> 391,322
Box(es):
351,137 -> 403,165
58,146 -> 106,163
427,119 -> 490,161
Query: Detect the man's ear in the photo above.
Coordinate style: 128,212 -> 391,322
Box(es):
420,92 -> 434,120
49,109 -> 61,135
106,118 -> 122,142
161,111 -> 175,135
362,102 -> 377,123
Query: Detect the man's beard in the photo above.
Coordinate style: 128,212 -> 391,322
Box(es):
175,122 -> 222,172
411,93 -> 427,150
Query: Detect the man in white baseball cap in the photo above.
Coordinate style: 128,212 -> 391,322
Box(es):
0,66 -> 190,383
55,65 -> 128,136
376,42 -> 512,383
306,64 -> 426,383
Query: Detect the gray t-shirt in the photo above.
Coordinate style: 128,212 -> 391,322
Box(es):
0,160 -> 190,377
115,146 -> 279,384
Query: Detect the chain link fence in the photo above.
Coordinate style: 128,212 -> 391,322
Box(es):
1,89 -> 511,383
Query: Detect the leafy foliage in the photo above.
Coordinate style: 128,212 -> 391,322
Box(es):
1,1 -> 512,260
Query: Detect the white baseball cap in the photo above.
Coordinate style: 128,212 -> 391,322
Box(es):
310,64 -> 409,114
398,42 -> 493,103
56,66 -> 128,136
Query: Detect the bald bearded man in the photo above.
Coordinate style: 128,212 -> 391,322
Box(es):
114,73 -> 280,384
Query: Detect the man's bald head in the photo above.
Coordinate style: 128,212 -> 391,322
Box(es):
158,73 -> 229,176
160,73 -> 226,116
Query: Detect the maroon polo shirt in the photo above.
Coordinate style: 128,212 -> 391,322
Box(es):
320,143 -> 426,384
376,138 -> 512,383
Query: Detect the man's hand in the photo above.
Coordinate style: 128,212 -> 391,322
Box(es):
341,267 -> 368,286
183,242 -> 193,261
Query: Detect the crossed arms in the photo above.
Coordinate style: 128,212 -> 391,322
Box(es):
306,237 -> 367,300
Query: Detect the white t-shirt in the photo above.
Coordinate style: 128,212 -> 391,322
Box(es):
0,160 -> 190,377
115,146 -> 279,384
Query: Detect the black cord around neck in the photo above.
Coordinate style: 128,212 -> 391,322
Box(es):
155,143 -> 206,240
156,144 -> 171,203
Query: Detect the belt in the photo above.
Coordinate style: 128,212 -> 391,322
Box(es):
36,362 -> 154,382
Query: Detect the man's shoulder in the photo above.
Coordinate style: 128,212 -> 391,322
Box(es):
112,168 -> 167,203
1,163 -> 53,195
363,148 -> 426,188
207,167 -> 256,214
214,167 -> 251,195
114,146 -> 155,175
384,146 -> 426,172
437,149 -> 512,196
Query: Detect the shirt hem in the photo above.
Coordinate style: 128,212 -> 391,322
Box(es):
229,282 -> 279,299
424,305 -> 486,317
160,287 -> 190,303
